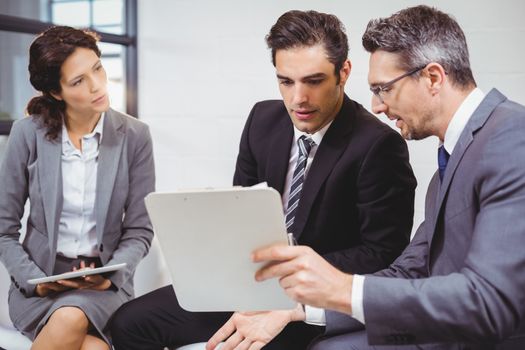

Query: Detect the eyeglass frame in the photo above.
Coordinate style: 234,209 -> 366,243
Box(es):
369,64 -> 427,103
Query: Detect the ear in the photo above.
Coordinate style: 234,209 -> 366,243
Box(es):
339,59 -> 352,85
49,91 -> 63,101
425,62 -> 447,94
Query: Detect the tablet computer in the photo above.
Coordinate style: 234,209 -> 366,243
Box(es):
27,263 -> 127,285
145,187 -> 296,312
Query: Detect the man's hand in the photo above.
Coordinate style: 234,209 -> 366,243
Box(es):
206,305 -> 305,350
253,244 -> 353,315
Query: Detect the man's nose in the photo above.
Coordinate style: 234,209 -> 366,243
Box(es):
292,84 -> 308,106
371,94 -> 387,115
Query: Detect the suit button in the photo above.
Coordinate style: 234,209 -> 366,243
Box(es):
20,288 -> 26,294
10,275 -> 15,282
99,244 -> 104,252
14,281 -> 19,288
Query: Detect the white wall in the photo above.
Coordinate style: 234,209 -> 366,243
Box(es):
137,0 -> 525,234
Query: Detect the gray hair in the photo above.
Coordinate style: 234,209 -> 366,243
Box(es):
362,5 -> 476,89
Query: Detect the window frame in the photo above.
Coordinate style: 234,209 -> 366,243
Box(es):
0,0 -> 137,135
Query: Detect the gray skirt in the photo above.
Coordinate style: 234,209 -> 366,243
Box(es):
8,255 -> 132,345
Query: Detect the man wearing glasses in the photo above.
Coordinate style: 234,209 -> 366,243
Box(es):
250,5 -> 525,349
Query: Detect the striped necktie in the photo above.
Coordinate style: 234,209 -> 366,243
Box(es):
285,135 -> 316,233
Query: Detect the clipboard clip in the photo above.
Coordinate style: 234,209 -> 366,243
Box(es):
287,232 -> 298,246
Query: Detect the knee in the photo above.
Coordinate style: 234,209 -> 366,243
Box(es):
47,307 -> 89,334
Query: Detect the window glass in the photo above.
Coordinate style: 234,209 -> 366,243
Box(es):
0,31 -> 38,121
0,0 -> 49,22
0,0 -> 133,138
50,0 -> 125,35
100,44 -> 126,112
93,0 -> 124,34
51,1 -> 91,27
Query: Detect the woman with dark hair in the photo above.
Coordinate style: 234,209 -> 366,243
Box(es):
0,26 -> 155,349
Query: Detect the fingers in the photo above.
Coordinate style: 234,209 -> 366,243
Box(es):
206,317 -> 236,350
84,274 -> 103,284
236,338 -> 252,350
255,260 -> 296,282
36,282 -> 69,296
248,341 -> 266,350
251,245 -> 303,263
57,279 -> 90,289
221,331 -> 244,350
42,282 -> 65,291
253,245 -> 312,282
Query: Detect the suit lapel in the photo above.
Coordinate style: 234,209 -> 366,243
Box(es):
95,109 -> 124,243
293,96 -> 354,239
37,127 -> 63,265
266,118 -> 293,195
429,89 -> 507,239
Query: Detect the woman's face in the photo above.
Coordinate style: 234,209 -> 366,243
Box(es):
52,47 -> 109,118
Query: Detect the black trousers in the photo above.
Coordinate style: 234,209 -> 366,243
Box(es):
109,285 -> 324,350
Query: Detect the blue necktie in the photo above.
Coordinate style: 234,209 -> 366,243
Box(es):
438,145 -> 450,181
285,135 -> 315,233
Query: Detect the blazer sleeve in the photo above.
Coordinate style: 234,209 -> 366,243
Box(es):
363,116 -> 525,345
323,218 -> 431,336
0,120 -> 47,297
323,130 -> 416,274
105,123 -> 155,290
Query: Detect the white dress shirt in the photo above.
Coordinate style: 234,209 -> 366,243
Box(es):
279,121 -> 332,325
56,114 -> 105,258
350,88 -> 486,324
282,121 -> 333,211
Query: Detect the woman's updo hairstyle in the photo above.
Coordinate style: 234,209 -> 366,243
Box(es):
27,26 -> 101,140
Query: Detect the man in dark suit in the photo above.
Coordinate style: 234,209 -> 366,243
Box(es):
248,5 -> 525,349
111,10 -> 416,350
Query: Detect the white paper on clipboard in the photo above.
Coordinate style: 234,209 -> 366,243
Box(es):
145,185 -> 295,312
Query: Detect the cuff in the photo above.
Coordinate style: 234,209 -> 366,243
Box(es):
351,274 -> 365,324
304,305 -> 326,326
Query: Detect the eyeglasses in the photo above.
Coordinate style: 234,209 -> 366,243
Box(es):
370,65 -> 427,103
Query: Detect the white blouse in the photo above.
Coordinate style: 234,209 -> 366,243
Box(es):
56,114 -> 104,258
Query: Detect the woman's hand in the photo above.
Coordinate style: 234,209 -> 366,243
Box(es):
37,261 -> 112,296
35,282 -> 70,297
56,260 -> 112,291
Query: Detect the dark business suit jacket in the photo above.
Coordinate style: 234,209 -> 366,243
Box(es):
233,95 -> 417,274
325,89 -> 525,348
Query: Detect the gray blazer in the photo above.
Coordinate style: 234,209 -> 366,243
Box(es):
0,108 -> 155,304
325,89 -> 525,347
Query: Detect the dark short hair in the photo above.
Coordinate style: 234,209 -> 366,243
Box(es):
27,26 -> 101,140
266,10 -> 349,77
362,5 -> 476,89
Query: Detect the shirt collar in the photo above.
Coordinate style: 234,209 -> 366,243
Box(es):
443,88 -> 485,154
293,119 -> 333,147
62,112 -> 105,145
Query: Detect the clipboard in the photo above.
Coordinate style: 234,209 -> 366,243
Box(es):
28,263 -> 127,284
144,187 -> 296,312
